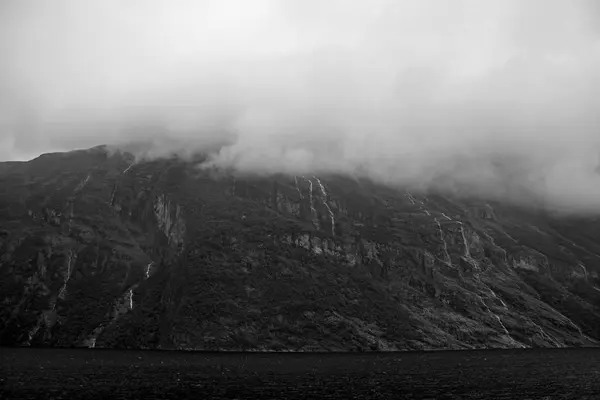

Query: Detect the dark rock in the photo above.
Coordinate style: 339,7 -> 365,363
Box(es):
1,147 -> 599,351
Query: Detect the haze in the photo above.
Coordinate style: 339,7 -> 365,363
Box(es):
1,0 -> 600,213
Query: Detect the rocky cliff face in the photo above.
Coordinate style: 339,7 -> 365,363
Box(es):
1,146 -> 599,351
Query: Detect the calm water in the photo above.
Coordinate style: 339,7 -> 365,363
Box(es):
2,347 -> 600,399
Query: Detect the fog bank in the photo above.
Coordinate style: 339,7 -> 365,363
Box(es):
1,0 -> 600,213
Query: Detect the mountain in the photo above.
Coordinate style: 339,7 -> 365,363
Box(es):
1,145 -> 599,351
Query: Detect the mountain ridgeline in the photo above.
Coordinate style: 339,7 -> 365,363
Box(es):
1,146 -> 600,351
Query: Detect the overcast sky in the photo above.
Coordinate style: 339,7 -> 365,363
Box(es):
1,0 -> 600,212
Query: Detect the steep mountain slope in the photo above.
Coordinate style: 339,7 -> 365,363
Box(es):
1,146 -> 599,351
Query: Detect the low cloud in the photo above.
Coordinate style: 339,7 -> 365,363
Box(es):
1,0 -> 600,214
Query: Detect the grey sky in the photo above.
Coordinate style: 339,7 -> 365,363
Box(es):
1,0 -> 600,213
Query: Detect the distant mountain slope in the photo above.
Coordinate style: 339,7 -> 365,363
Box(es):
1,146 -> 599,351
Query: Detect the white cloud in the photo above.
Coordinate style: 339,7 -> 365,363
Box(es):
1,0 -> 600,213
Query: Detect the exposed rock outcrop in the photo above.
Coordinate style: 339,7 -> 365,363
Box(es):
1,147 -> 599,351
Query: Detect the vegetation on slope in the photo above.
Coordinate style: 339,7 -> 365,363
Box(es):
1,147 -> 599,351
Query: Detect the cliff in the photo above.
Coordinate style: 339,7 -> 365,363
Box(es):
1,146 -> 599,351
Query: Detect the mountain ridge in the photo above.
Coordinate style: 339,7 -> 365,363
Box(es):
1,146 -> 599,351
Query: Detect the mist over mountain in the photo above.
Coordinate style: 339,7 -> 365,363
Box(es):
1,0 -> 600,214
